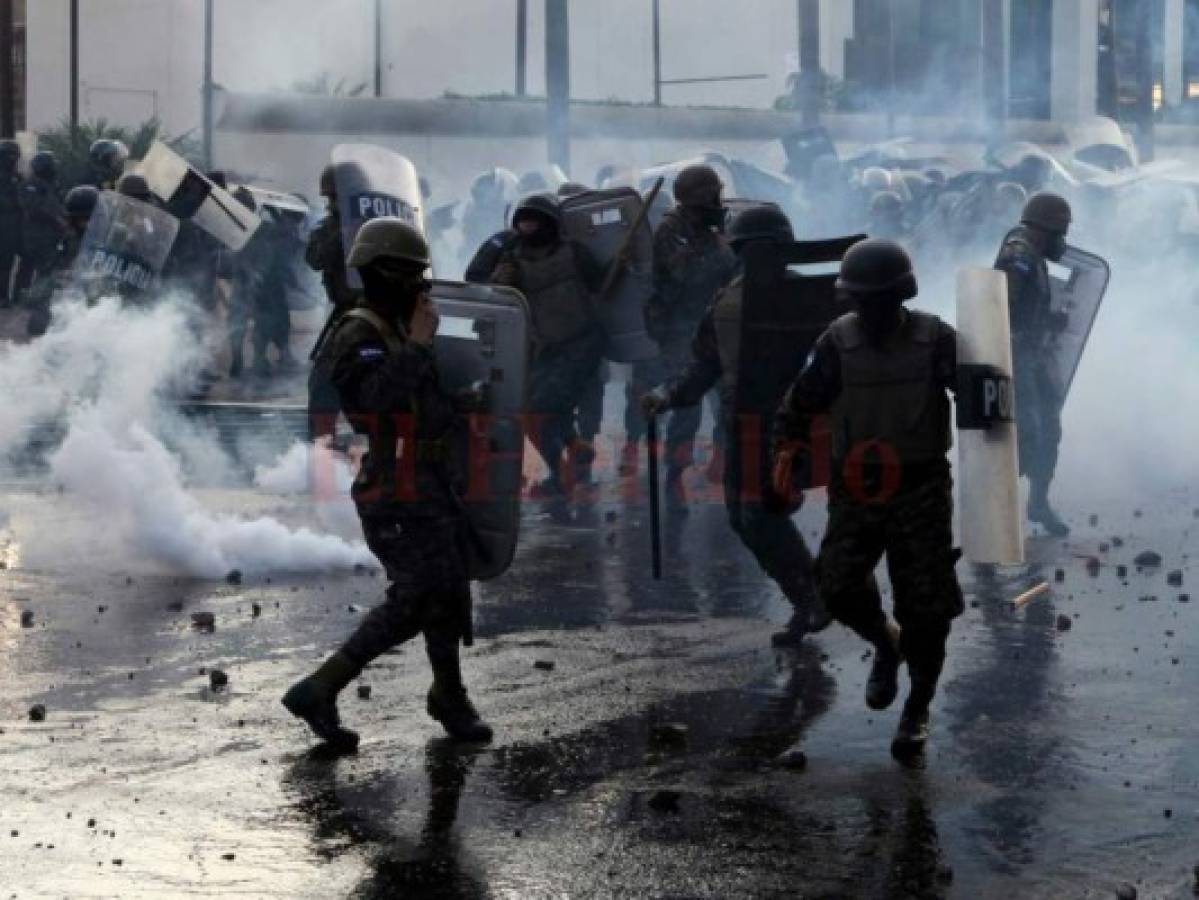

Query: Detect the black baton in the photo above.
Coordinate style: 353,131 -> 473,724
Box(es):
647,415 -> 662,580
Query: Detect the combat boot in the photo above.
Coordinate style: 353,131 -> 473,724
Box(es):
890,699 -> 932,761
865,622 -> 903,710
1027,498 -> 1070,537
427,684 -> 493,743
664,467 -> 690,515
771,591 -> 831,647
281,653 -> 360,753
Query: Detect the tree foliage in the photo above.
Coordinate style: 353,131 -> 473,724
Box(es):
36,118 -> 202,190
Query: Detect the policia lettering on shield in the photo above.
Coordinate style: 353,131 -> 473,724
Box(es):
772,238 -> 1007,760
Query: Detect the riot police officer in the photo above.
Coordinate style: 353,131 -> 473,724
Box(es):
88,138 -> 129,190
773,239 -> 964,759
484,193 -> 606,496
305,164 -> 359,317
644,164 -> 736,507
19,152 -> 67,287
641,206 -> 827,647
284,217 -> 492,751
0,140 -> 23,306
22,185 -> 98,336
995,192 -> 1072,537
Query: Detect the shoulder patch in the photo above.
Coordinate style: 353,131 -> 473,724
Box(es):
356,345 -> 387,361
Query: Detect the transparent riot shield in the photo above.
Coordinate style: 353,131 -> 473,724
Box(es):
332,144 -> 425,290
558,187 -> 659,363
1046,245 -> 1111,397
71,191 -> 180,300
137,141 -> 260,252
736,234 -> 864,492
432,281 -> 531,581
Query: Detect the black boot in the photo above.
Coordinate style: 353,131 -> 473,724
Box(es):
427,684 -> 493,743
865,622 -> 903,711
891,694 -> 932,761
664,466 -> 689,514
281,652 -> 360,752
426,634 -> 493,743
1028,481 -> 1069,536
772,590 -> 831,647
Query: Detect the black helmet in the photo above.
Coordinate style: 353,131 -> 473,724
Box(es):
835,238 -> 918,302
511,192 -> 562,229
1020,191 -> 1072,233
673,164 -> 723,209
0,139 -> 19,170
30,151 -> 58,182
115,172 -> 152,202
64,184 -> 100,218
727,203 -> 794,249
89,138 -> 129,180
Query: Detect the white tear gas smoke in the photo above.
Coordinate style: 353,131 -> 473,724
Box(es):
253,438 -> 364,538
0,298 -> 373,576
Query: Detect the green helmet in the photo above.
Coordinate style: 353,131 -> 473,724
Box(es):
835,238 -> 917,302
347,217 -> 431,270
673,164 -> 723,209
727,203 -> 793,249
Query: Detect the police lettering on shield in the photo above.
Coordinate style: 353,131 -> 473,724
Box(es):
87,249 -> 153,291
354,192 -> 417,226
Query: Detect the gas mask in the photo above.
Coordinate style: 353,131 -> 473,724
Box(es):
1045,231 -> 1067,262
701,205 -> 729,233
853,295 -> 905,345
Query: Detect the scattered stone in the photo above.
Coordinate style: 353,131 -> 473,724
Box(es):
1056,615 -> 1072,632
1134,550 -> 1163,568
1099,542 -> 1110,553
347,604 -> 358,613
604,511 -> 618,523
969,599 -> 980,609
1116,565 -> 1128,578
1086,557 -> 1101,575
1165,808 -> 1173,818
225,570 -> 242,585
208,669 -> 229,691
96,605 -> 107,614
514,828 -> 522,838
1168,571 -> 1184,587
221,852 -> 235,861
251,602 -> 262,618
1138,595 -> 1158,603
1054,569 -> 1066,583
357,684 -> 372,700
649,723 -> 688,747
775,748 -> 808,771
1089,514 -> 1099,527
533,660 -> 555,672
87,818 -> 96,828
20,610 -> 33,628
1134,509 -> 1143,518
166,600 -> 184,612
1180,594 -> 1191,603
935,865 -> 954,885
28,704 -> 45,722
647,790 -> 681,813
191,612 -> 215,630
1116,883 -> 1137,900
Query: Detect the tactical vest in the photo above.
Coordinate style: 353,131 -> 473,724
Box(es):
828,310 -> 951,464
514,242 -> 593,345
997,228 -> 1052,339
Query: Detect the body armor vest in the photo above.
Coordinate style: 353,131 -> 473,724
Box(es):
828,310 -> 951,464
515,241 -> 593,345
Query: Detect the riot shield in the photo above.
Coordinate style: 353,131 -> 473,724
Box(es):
137,141 -> 260,252
71,191 -> 180,300
432,280 -> 531,581
558,187 -> 659,363
1046,245 -> 1110,397
735,235 -> 864,493
332,144 -> 425,290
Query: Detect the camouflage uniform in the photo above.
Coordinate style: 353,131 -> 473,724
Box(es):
19,176 -> 66,284
775,310 -> 964,706
317,307 -> 475,680
994,226 -> 1063,491
663,277 -> 819,616
646,207 -> 735,476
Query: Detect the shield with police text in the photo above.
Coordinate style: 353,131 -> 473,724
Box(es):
1046,244 -> 1110,398
558,186 -> 659,363
72,191 -> 180,301
735,234 -> 864,494
137,141 -> 260,252
332,144 -> 425,290
432,280 -> 531,581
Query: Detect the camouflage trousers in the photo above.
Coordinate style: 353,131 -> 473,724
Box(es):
817,470 -> 962,691
337,512 -> 474,679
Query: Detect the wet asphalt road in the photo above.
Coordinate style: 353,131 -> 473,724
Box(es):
3,462 -> 1199,898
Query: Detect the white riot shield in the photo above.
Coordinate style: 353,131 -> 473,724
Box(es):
956,268 -> 1023,565
137,141 -> 260,252
558,187 -> 659,363
1046,245 -> 1110,397
432,281 -> 531,581
71,191 -> 180,300
332,144 -> 425,290
15,131 -> 37,178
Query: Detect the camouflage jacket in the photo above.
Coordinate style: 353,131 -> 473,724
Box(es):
305,214 -> 359,312
647,207 -> 736,342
